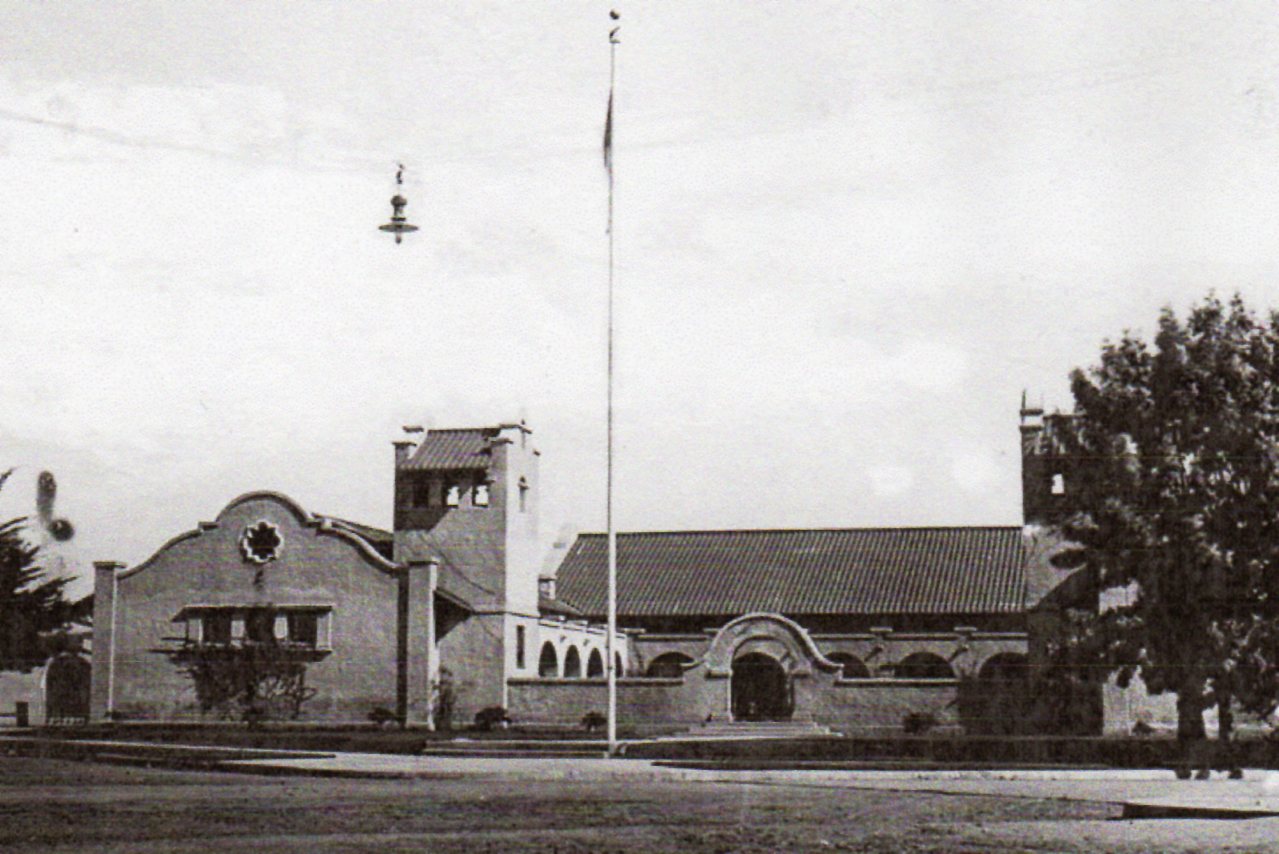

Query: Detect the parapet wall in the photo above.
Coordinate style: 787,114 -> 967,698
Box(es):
507,674 -> 963,734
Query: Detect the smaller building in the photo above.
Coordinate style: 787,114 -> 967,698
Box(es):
91,423 -> 621,726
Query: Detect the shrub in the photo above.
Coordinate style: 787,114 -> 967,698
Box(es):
168,642 -> 318,723
902,712 -> 939,735
368,707 -> 399,728
581,711 -> 606,732
474,706 -> 511,732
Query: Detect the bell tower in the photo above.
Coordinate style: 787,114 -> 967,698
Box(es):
390,422 -> 540,721
1020,398 -> 1072,527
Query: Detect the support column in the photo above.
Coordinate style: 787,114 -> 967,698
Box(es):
399,559 -> 438,728
89,561 -> 124,721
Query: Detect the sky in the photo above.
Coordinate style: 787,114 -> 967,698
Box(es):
4,2 -> 1279,597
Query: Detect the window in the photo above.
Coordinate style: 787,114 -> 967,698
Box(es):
473,482 -> 490,507
645,652 -> 693,678
586,648 -> 604,678
518,477 -> 529,513
827,652 -> 870,679
515,625 -> 526,669
203,612 -> 232,645
288,612 -> 319,646
412,477 -> 433,507
895,652 -> 954,680
245,609 -> 276,644
1051,473 -> 1066,496
445,481 -> 461,507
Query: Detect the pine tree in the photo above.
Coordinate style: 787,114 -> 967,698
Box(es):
0,517 -> 78,672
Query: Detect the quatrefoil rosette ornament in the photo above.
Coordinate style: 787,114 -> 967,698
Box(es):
240,521 -> 283,565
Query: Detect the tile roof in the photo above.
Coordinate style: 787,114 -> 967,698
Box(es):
554,527 -> 1029,619
539,594 -> 583,618
401,427 -> 500,471
324,517 -> 393,559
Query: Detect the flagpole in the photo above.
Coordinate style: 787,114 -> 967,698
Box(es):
605,12 -> 620,758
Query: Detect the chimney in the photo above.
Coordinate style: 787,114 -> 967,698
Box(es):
393,440 -> 416,467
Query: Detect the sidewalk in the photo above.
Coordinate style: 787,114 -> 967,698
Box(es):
223,750 -> 1279,817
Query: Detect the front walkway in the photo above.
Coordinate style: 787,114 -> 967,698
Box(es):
220,748 -> 1279,815
7,733 -> 1279,818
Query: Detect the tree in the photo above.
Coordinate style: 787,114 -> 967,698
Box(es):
1049,295 -> 1279,742
0,518 -> 79,672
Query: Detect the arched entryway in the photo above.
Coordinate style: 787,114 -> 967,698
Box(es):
964,653 -> 1032,735
45,653 -> 90,725
731,652 -> 792,721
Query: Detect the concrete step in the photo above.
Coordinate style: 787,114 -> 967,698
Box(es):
420,747 -> 608,759
419,739 -> 610,758
677,720 -> 835,740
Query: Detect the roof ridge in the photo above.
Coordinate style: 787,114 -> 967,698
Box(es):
574,525 -> 1023,537
425,426 -> 502,434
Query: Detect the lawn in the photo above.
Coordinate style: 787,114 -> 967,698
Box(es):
12,722 -> 624,755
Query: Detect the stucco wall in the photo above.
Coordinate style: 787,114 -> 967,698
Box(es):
514,615 -> 1015,733
507,677 -> 715,727
97,494 -> 408,722
809,678 -> 961,733
507,671 -> 963,734
437,612 -> 504,725
0,669 -> 44,725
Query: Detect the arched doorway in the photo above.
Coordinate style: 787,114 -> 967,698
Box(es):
45,653 -> 90,725
967,653 -> 1031,735
731,652 -> 791,721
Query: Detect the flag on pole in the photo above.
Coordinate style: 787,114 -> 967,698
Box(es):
603,91 -> 614,173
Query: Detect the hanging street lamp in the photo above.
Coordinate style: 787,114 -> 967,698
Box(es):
379,164 -> 419,244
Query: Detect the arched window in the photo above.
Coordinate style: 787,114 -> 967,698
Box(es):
616,652 -> 625,678
586,648 -> 604,678
563,646 -> 582,679
895,652 -> 954,680
979,653 -> 1029,683
645,652 -> 693,678
538,642 -> 559,678
827,651 -> 870,679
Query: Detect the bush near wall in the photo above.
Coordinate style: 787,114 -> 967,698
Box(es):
624,735 -> 1279,768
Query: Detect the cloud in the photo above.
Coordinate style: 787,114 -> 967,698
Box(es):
865,463 -> 915,497
950,449 -> 1002,495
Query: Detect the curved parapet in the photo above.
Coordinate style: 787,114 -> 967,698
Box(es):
702,612 -> 843,677
120,491 -> 404,580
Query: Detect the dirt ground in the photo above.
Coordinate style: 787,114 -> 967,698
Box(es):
2,756 -> 1277,853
